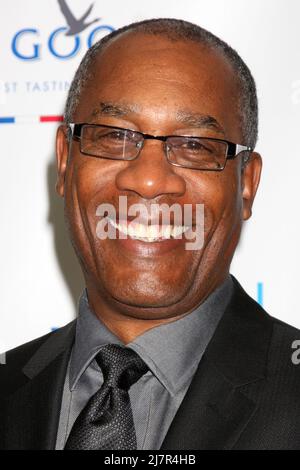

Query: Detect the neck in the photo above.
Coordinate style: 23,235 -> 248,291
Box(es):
84,274 -> 227,344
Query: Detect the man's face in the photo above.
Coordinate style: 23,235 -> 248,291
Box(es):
56,33 -> 261,320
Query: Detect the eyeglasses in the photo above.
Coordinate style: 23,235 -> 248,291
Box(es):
69,123 -> 253,171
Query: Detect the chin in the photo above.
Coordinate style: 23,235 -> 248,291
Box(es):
108,283 -> 188,311
98,260 -> 199,312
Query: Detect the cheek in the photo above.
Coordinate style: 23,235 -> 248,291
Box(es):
208,170 -> 243,256
64,157 -> 121,253
184,168 -> 243,276
186,168 -> 242,229
70,157 -> 121,210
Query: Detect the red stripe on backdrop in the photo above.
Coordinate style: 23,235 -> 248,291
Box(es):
39,115 -> 64,122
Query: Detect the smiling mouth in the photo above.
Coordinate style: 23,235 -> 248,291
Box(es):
107,217 -> 191,243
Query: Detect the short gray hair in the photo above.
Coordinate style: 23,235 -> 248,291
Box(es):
65,18 -> 258,148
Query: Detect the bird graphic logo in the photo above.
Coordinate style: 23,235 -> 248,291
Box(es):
57,0 -> 100,36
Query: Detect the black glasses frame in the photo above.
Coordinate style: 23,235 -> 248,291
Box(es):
69,122 -> 253,171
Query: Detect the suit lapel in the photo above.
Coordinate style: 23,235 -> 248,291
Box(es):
2,321 -> 76,450
161,355 -> 257,450
161,277 -> 273,450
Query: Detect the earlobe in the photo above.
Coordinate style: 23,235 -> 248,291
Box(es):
55,125 -> 70,198
242,151 -> 262,220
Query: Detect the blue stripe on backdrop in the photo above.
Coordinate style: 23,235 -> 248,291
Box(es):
257,282 -> 264,306
0,117 -> 15,123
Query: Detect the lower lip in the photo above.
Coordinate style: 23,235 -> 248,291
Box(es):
112,229 -> 188,256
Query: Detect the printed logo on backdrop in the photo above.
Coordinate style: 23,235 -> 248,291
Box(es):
0,1 -> 115,108
11,0 -> 114,61
11,0 -> 114,60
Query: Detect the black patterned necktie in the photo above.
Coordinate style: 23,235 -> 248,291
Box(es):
64,344 -> 148,450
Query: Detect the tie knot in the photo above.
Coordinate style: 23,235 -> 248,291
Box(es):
95,344 -> 148,390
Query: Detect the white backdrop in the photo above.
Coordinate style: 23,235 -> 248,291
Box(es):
1,0 -> 299,352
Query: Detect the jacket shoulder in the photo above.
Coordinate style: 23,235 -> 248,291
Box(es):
269,313 -> 300,336
231,275 -> 300,380
4,331 -> 53,368
232,276 -> 300,336
0,321 -> 76,397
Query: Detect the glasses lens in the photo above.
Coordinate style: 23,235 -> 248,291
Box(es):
80,125 -> 142,160
167,136 -> 228,170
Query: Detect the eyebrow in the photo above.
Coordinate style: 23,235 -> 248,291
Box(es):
89,101 -> 225,135
176,110 -> 225,135
89,102 -> 140,119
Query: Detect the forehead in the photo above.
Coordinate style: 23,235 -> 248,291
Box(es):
75,33 -> 241,137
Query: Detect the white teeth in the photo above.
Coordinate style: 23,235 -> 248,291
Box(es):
147,225 -> 160,238
171,225 -> 190,238
140,224 -> 149,238
162,225 -> 172,239
107,218 -> 190,242
128,224 -> 136,238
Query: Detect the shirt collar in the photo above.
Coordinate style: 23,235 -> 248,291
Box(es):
69,292 -> 123,390
70,276 -> 233,395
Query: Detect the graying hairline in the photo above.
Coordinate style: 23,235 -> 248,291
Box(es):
64,31 -> 258,148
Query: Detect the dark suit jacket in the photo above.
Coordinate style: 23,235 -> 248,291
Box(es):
1,277 -> 300,450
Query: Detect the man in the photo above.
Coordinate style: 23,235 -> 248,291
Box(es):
1,18 -> 300,450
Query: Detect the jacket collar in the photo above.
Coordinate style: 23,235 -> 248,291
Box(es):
2,321 -> 76,449
22,321 -> 76,379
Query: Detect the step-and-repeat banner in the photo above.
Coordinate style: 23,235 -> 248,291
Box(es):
1,0 -> 299,351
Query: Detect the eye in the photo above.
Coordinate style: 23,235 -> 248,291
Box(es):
182,139 -> 213,153
106,129 -> 140,143
104,130 -> 127,141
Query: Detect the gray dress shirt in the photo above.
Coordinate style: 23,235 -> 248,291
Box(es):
55,276 -> 233,450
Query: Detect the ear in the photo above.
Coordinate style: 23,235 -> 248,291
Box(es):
241,151 -> 262,220
55,125 -> 70,198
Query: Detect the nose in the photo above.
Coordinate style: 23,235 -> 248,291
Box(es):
115,140 -> 186,199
